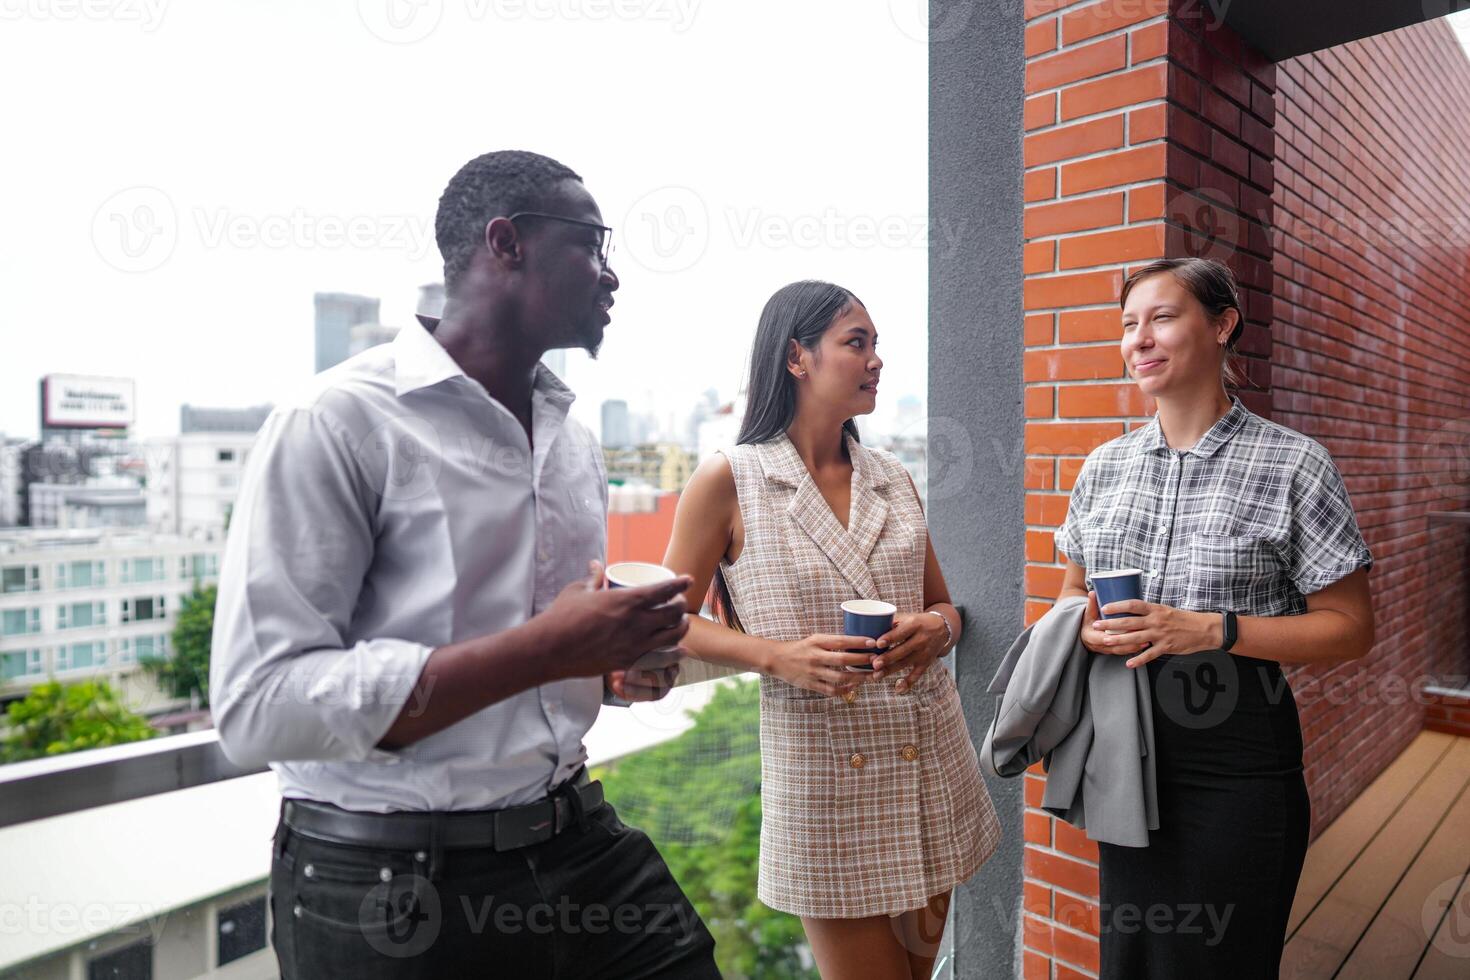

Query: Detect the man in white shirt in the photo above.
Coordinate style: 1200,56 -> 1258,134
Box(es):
211,150 -> 721,978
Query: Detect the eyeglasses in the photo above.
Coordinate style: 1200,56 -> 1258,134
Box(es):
506,211 -> 615,269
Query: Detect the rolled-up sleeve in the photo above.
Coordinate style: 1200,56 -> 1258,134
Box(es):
1286,444 -> 1373,595
209,404 -> 434,769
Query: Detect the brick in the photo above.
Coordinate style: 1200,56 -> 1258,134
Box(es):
1024,772 -> 1048,806
1026,18 -> 1058,57
1025,600 -> 1054,625
1057,225 -> 1165,270
1059,382 -> 1150,417
1024,116 -> 1125,167
1024,950 -> 1051,980
1026,36 -> 1128,93
1054,927 -> 1101,974
1212,130 -> 1251,181
1060,145 -> 1165,195
1024,913 -> 1055,957
1059,307 -> 1123,343
1026,385 -> 1055,419
1025,457 -> 1056,490
1060,64 -> 1167,122
1131,20 -> 1167,63
1027,93 -> 1059,131
1026,312 -> 1056,346
1058,457 -> 1088,492
1061,0 -> 1164,45
1201,85 -> 1242,137
1056,965 -> 1097,980
1054,820 -> 1102,862
1027,528 -> 1056,562
1026,167 -> 1059,203
1053,891 -> 1101,935
1025,493 -> 1072,526
1026,421 -> 1125,455
1025,809 -> 1053,844
1027,563 -> 1067,598
1025,848 -> 1101,896
1025,193 -> 1125,238
1127,183 -> 1166,221
1024,345 -> 1125,382
1129,103 -> 1166,143
1025,0 -> 1092,18
1026,240 -> 1057,274
1023,270 -> 1127,310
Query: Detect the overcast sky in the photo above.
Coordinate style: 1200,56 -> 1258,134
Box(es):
2,4 -> 1468,442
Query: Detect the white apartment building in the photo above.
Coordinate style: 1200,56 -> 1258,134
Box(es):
144,434 -> 257,538
0,529 -> 225,714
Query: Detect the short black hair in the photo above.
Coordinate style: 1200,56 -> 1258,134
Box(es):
434,150 -> 583,291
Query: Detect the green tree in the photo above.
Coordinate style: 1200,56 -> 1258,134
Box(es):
595,679 -> 817,980
0,680 -> 156,763
142,583 -> 215,707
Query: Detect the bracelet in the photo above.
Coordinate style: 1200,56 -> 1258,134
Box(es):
925,609 -> 954,654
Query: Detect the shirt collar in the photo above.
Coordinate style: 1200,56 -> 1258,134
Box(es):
1135,396 -> 1249,458
396,315 -> 576,412
759,430 -> 891,491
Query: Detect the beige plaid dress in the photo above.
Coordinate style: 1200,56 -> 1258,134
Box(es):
717,433 -> 1001,918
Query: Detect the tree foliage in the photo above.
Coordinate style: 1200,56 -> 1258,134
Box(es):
595,679 -> 817,979
142,583 -> 215,707
0,680 -> 156,763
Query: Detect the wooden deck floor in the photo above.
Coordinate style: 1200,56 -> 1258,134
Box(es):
1283,729 -> 1470,979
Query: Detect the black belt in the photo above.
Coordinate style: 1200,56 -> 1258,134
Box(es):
282,770 -> 605,853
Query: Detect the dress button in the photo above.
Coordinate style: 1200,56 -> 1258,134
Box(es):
849,752 -> 866,770
302,864 -> 315,879
414,851 -> 428,863
901,744 -> 919,762
842,689 -> 858,704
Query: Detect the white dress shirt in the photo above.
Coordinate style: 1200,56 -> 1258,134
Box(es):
210,318 -> 608,812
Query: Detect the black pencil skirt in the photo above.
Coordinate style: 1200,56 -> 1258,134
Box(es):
1097,651 -> 1311,979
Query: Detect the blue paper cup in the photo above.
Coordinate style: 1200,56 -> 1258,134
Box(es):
605,562 -> 685,670
1092,568 -> 1143,620
841,599 -> 896,671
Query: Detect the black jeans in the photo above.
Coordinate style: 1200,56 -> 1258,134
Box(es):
269,800 -> 720,979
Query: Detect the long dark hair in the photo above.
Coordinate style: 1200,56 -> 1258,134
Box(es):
711,280 -> 864,632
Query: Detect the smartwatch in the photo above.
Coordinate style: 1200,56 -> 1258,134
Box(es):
1219,610 -> 1238,652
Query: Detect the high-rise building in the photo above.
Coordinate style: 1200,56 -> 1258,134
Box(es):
0,436 -> 31,528
314,292 -> 380,373
146,408 -> 268,538
348,322 -> 399,357
417,282 -> 446,318
601,400 -> 632,448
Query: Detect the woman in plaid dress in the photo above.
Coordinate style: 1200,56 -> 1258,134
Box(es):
662,280 -> 1001,978
1053,258 -> 1376,978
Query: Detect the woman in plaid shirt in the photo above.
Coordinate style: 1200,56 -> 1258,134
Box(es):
1053,258 -> 1376,978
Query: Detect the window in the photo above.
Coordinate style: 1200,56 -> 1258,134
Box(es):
1,565 -> 39,594
120,557 -> 165,584
0,650 -> 43,680
57,602 -> 106,630
124,634 -> 167,662
56,560 -> 106,590
121,596 -> 166,623
57,641 -> 105,671
216,895 -> 267,965
180,554 -> 220,582
218,473 -> 238,489
87,938 -> 152,980
217,449 -> 235,462
1,609 -> 40,636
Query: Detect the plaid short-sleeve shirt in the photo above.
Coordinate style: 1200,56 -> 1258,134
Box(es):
1053,397 -> 1372,618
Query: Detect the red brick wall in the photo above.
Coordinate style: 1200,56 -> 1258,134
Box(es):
606,492 -> 679,566
1021,1 -> 1275,974
1270,19 -> 1470,836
